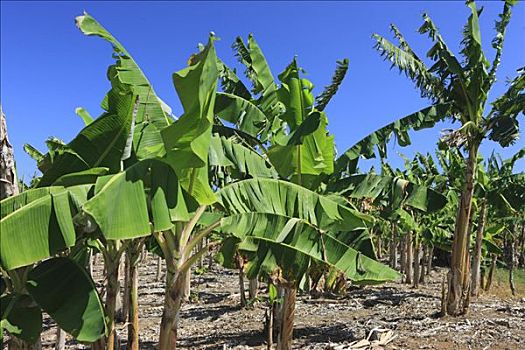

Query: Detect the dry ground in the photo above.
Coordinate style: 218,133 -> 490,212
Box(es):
31,255 -> 525,350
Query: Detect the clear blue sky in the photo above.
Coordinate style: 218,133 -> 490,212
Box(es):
1,1 -> 524,180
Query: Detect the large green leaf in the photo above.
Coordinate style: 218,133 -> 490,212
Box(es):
268,60 -> 335,186
217,59 -> 251,100
37,82 -> 136,186
334,103 -> 450,175
161,37 -> 219,205
52,168 -> 109,187
328,174 -> 447,213
82,164 -> 150,241
488,68 -> 524,147
230,35 -> 285,142
76,12 -> 172,160
233,35 -> 277,96
219,213 -> 399,283
373,26 -> 446,102
26,257 -> 106,342
488,173 -> 525,215
486,1 -> 515,89
217,178 -> 369,236
209,135 -> 277,180
214,93 -> 267,137
0,188 -> 76,270
82,159 -> 189,240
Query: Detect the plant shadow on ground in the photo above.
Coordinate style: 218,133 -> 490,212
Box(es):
194,290 -> 232,304
178,329 -> 264,349
347,286 -> 435,308
183,303 -> 243,321
295,324 -> 357,344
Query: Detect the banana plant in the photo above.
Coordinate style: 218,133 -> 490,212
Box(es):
473,149 -> 525,296
329,155 -> 448,284
2,33 -> 143,346
74,13 -> 178,349
373,0 -> 523,315
0,186 -> 107,347
212,35 -> 403,349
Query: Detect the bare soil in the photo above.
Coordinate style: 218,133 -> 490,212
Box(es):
33,255 -> 525,350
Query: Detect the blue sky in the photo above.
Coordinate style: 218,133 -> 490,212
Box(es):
1,1 -> 524,180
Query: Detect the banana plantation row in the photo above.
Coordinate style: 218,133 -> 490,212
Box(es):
1,1 -> 523,349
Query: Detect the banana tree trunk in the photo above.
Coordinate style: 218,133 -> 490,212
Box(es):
447,144 -> 478,316
92,245 -> 122,350
376,235 -> 382,260
239,266 -> 247,307
389,224 -> 398,269
484,254 -> 497,291
266,304 -> 273,350
105,257 -> 120,350
518,225 -> 525,268
128,261 -> 139,350
273,285 -> 285,346
182,269 -> 191,302
115,259 -> 124,323
249,278 -> 259,300
413,239 -> 420,288
278,284 -> 296,350
123,253 -> 131,322
158,261 -> 183,350
405,231 -> 413,284
419,245 -> 427,284
400,235 -> 406,275
505,230 -> 516,296
471,200 -> 487,297
198,238 -> 204,269
426,245 -> 434,275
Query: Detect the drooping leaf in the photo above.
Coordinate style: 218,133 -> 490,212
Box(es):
82,159 -> 189,240
334,103 -> 450,175
219,212 -> 399,283
487,68 -> 524,147
26,257 -> 106,342
82,164 -> 150,240
217,178 -> 370,235
373,28 -> 446,102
